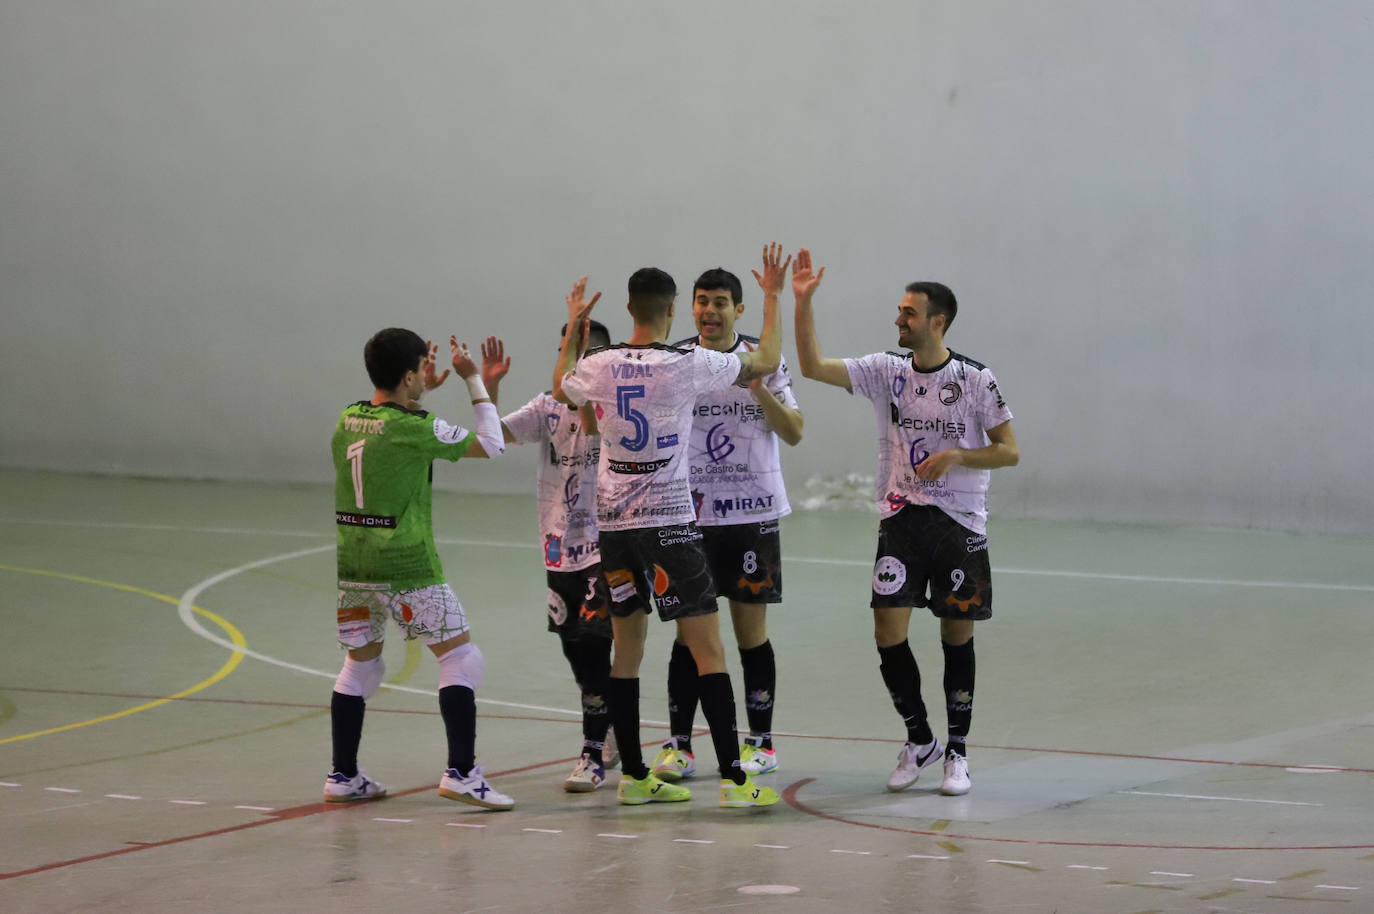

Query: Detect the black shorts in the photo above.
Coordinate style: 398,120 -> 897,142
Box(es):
598,524 -> 719,622
870,504 -> 993,620
700,520 -> 783,604
545,565 -> 612,641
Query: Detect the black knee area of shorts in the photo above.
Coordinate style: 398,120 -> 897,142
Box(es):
330,692 -> 365,777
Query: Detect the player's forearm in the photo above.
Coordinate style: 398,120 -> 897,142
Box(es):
950,441 -> 1019,470
738,293 -> 782,383
793,295 -> 825,378
551,339 -> 579,405
751,387 -> 804,446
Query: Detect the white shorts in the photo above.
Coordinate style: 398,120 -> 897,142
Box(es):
335,582 -> 469,648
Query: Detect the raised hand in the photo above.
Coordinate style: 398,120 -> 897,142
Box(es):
751,242 -> 792,298
791,247 -> 826,300
480,336 -> 511,386
422,339 -> 451,391
450,335 -> 479,379
564,275 -> 602,351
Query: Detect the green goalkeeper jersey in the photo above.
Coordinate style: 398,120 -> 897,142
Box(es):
332,400 -> 474,588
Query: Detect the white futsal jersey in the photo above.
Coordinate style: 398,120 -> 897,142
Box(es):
845,350 -> 1014,535
561,343 -> 743,533
671,333 -> 795,527
502,392 -> 602,571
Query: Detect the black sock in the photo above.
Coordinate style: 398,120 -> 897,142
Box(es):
698,672 -> 745,784
607,676 -> 647,780
739,640 -> 776,748
666,639 -> 698,754
877,640 -> 934,745
577,637 -> 613,759
330,692 -> 365,777
439,685 -> 476,775
942,638 -> 975,759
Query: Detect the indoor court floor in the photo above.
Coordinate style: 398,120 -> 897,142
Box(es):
2,468 -> 1372,913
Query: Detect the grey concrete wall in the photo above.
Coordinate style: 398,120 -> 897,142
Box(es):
3,1 -> 1372,535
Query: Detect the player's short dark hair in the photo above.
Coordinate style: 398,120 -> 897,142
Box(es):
364,327 -> 428,390
627,267 -> 676,323
560,319 -> 612,350
693,268 -> 743,305
906,281 -> 958,332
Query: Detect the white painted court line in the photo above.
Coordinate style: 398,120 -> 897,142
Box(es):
1120,790 -> 1321,807
235,805 -> 275,811
104,794 -> 142,800
445,822 -> 486,829
987,859 -> 1031,866
372,817 -> 412,823
754,844 -> 790,849
1151,871 -> 1194,878
523,828 -> 562,834
1067,865 -> 1109,871
832,849 -> 871,856
169,799 -> 207,805
17,515 -> 1370,594
0,781 -> 21,787
908,854 -> 951,861
44,787 -> 80,793
597,833 -> 637,840
1234,878 -> 1277,885
1317,885 -> 1361,891
674,838 -> 714,844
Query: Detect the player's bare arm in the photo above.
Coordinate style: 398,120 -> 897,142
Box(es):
748,378 -> 804,446
552,276 -> 601,405
735,243 -> 788,384
914,420 -> 1020,481
791,248 -> 852,391
451,334 -> 508,459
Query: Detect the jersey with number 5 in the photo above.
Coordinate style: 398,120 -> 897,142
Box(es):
331,400 -> 474,588
561,343 -> 741,532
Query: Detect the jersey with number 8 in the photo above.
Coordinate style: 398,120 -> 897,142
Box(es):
332,400 -> 475,588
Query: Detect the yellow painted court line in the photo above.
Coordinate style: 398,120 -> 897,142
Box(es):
0,564 -> 247,746
387,638 -> 424,687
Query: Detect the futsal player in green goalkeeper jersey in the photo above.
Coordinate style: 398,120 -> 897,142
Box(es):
326,328 -> 515,809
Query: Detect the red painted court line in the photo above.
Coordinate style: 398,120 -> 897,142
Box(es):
6,687 -> 1369,774
781,778 -> 1374,852
0,733 -> 682,881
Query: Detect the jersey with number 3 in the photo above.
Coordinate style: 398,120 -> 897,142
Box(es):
332,400 -> 474,588
561,343 -> 742,532
501,392 -> 602,571
845,350 -> 1013,535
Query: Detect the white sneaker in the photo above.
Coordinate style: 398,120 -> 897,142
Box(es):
323,768 -> 386,803
563,753 -> 607,792
940,753 -> 971,796
739,743 -> 778,775
438,764 -> 514,810
603,729 -> 620,770
886,738 -> 942,792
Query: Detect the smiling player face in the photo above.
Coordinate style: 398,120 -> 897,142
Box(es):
693,287 -> 743,347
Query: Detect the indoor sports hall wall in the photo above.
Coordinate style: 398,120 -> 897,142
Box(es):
2,1 -> 1371,537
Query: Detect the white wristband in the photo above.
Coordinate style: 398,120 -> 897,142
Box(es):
464,375 -> 490,403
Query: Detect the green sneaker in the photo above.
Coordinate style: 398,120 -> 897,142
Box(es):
719,774 -> 780,808
739,743 -> 778,775
617,773 -> 692,805
649,743 -> 696,781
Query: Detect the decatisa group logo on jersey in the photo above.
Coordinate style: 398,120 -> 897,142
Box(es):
544,534 -> 563,568
705,423 -> 736,464
563,474 -> 580,509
